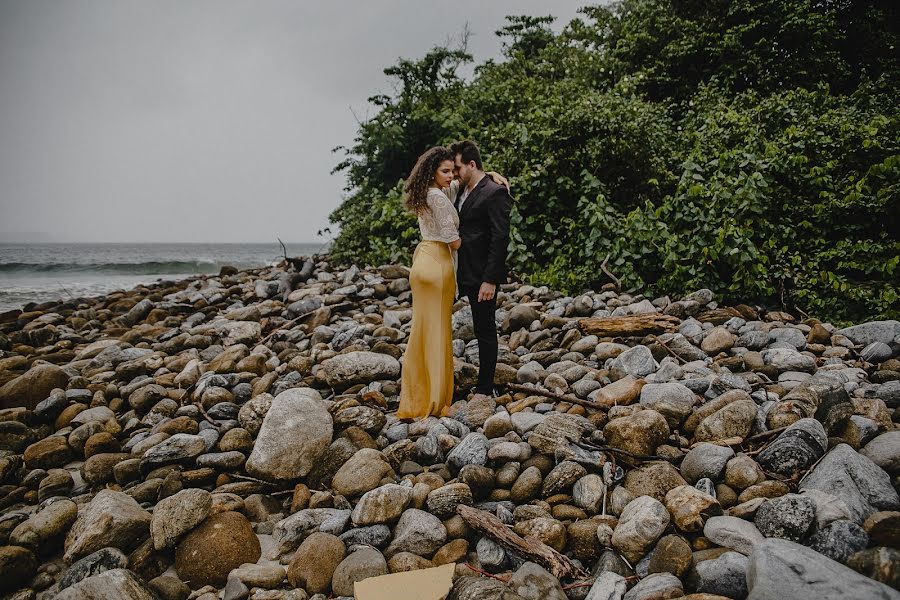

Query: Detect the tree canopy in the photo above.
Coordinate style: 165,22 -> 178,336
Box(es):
325,0 -> 899,323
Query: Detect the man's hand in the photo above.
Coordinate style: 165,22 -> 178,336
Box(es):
477,282 -> 496,303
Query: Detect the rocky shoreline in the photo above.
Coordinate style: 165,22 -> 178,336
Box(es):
0,255 -> 898,600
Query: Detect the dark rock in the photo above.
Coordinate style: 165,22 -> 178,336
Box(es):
688,550 -> 748,598
0,545 -> 37,594
754,494 -> 816,541
808,520 -> 870,563
339,524 -> 392,549
54,568 -> 157,600
757,418 -> 827,477
58,547 -> 128,590
139,434 -> 205,473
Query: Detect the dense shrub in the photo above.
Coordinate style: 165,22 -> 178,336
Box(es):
326,1 -> 899,323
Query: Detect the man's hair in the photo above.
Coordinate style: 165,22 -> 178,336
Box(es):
450,140 -> 483,170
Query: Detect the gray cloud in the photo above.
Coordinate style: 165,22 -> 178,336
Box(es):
0,0 -> 587,243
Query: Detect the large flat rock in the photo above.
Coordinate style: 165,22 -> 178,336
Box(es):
245,388 -> 333,482
747,538 -> 900,600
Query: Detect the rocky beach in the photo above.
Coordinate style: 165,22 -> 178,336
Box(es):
0,255 -> 898,600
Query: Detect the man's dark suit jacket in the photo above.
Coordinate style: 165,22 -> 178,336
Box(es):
455,175 -> 512,291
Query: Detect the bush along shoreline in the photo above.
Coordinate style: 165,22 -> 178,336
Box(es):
326,1 -> 899,324
0,257 -> 898,599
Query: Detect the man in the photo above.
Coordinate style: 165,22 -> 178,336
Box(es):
450,140 -> 512,399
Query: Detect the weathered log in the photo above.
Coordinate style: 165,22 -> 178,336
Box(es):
506,383 -> 606,411
696,307 -> 742,325
456,505 -> 587,580
577,314 -> 680,337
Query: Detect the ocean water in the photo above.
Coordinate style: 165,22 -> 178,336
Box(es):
0,242 -> 325,312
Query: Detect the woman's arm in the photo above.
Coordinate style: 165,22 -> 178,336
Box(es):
486,171 -> 510,190
449,238 -> 461,250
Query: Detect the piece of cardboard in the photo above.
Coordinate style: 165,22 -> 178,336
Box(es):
353,562 -> 455,600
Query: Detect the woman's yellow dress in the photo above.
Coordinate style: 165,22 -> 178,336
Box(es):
397,186 -> 459,419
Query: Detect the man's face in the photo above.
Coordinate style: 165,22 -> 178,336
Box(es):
454,155 -> 474,186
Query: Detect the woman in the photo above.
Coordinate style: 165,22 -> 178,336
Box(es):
397,146 -> 508,419
397,147 -> 460,419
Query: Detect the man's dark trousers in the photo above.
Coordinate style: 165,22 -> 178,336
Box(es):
461,285 -> 498,395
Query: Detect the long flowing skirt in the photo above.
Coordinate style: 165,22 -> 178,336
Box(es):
398,241 -> 455,419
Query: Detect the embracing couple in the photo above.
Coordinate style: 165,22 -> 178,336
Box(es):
397,140 -> 512,420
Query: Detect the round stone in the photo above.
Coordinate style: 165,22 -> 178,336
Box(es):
331,546 -> 388,597
174,511 -> 261,589
287,532 -> 346,594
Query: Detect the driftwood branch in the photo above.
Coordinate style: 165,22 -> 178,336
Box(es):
506,383 -> 605,411
577,441 -> 677,463
276,238 -> 311,273
193,401 -> 222,429
648,335 -> 688,364
578,313 -> 681,338
456,505 -> 586,580
258,308 -> 318,346
600,253 -> 621,290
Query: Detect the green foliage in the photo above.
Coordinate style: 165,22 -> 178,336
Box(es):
327,0 -> 899,323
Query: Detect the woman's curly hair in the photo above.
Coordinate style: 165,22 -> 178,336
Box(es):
404,146 -> 454,215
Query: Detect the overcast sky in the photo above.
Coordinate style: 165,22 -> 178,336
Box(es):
0,1 -> 588,244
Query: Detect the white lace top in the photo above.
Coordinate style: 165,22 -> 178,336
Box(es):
418,186 -> 460,243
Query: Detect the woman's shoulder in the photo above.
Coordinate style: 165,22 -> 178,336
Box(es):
427,187 -> 452,204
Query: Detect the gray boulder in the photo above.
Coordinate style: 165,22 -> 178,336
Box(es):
799,443 -> 900,523
680,442 -> 734,484
321,351 -> 401,388
837,320 -> 900,347
754,494 -> 816,541
639,382 -> 696,425
507,561 -> 567,600
63,490 -> 151,563
612,345 -> 659,378
861,431 -> 900,476
689,551 -> 748,598
245,388 -> 333,482
447,433 -> 489,474
150,488 -> 212,550
746,538 -> 900,600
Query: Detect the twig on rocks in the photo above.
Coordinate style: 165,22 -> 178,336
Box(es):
562,579 -> 595,590
193,401 -> 222,429
739,426 -> 786,447
600,253 -> 621,291
462,563 -> 509,583
648,335 -> 688,364
258,309 -> 317,346
506,383 -> 606,411
797,452 -> 828,486
229,473 -> 277,487
456,505 -> 587,580
577,441 -> 677,463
